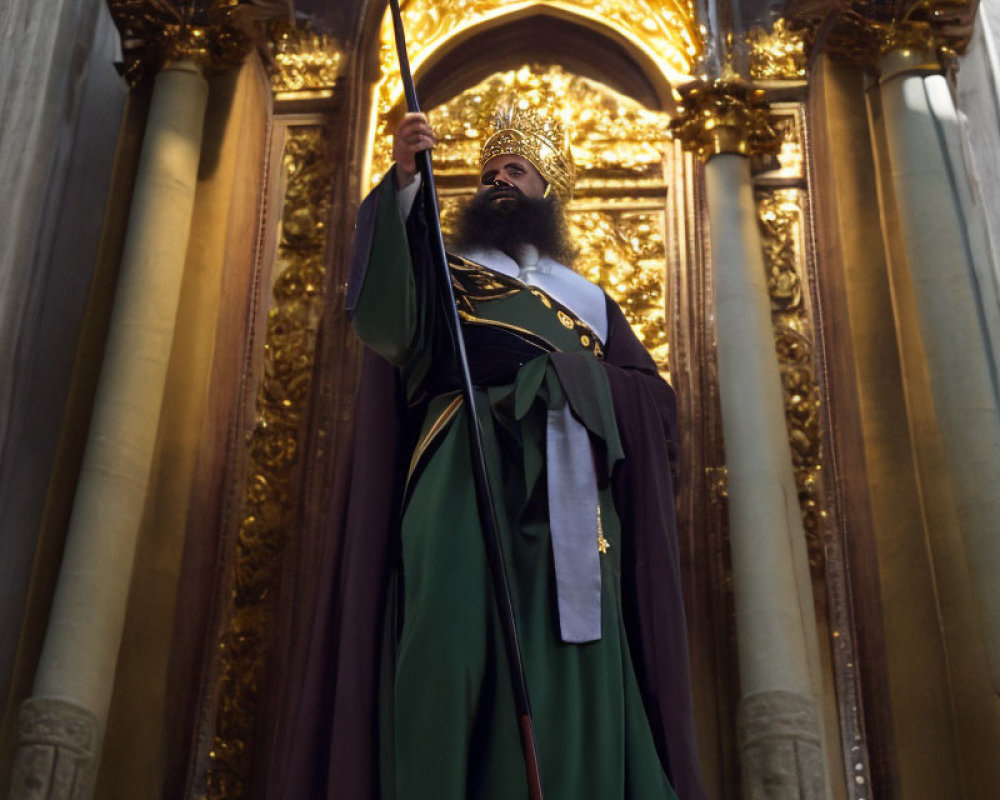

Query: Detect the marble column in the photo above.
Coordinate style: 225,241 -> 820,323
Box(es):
672,82 -> 830,798
877,45 -> 1000,695
7,59 -> 209,799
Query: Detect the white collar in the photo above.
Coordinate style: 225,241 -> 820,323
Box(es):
453,246 -> 520,278
451,246 -> 607,342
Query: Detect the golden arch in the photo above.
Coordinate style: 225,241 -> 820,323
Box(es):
376,0 -> 701,117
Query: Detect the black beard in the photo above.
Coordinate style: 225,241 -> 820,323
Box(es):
450,186 -> 577,266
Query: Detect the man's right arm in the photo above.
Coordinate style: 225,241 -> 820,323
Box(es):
344,113 -> 439,368
345,170 -> 419,366
396,172 -> 421,219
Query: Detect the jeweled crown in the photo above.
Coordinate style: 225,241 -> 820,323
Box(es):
481,100 -> 576,205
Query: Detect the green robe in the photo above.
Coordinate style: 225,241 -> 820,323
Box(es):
351,176 -> 677,800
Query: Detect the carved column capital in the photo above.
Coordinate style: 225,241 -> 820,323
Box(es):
669,79 -> 781,160
106,0 -> 288,87
789,0 -> 978,74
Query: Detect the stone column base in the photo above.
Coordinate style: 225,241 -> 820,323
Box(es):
737,690 -> 826,799
8,699 -> 99,800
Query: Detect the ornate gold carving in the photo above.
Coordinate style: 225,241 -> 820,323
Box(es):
375,0 -> 700,119
879,0 -> 977,59
747,18 -> 808,81
269,19 -> 344,98
204,125 -> 333,799
107,0 -> 285,88
572,210 -> 670,371
757,188 -> 825,570
669,79 -> 781,160
789,0 -> 978,70
754,108 -> 806,182
773,113 -> 804,179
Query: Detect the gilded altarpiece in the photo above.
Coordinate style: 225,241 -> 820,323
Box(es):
187,9 -> 873,800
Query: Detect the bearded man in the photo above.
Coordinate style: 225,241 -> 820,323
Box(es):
270,105 -> 705,800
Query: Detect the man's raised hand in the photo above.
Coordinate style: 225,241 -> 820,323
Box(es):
392,112 -> 438,188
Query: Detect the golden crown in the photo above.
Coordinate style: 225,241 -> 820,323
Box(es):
480,101 -> 576,204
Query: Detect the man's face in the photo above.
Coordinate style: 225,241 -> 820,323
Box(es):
479,155 -> 547,202
454,154 -> 574,264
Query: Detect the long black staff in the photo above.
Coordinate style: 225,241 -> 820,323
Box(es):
387,3 -> 545,798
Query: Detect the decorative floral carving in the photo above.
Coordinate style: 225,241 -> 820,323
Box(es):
757,188 -> 825,570
571,210 -> 670,372
747,18 -> 808,80
269,18 -> 343,97
204,125 -> 333,799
